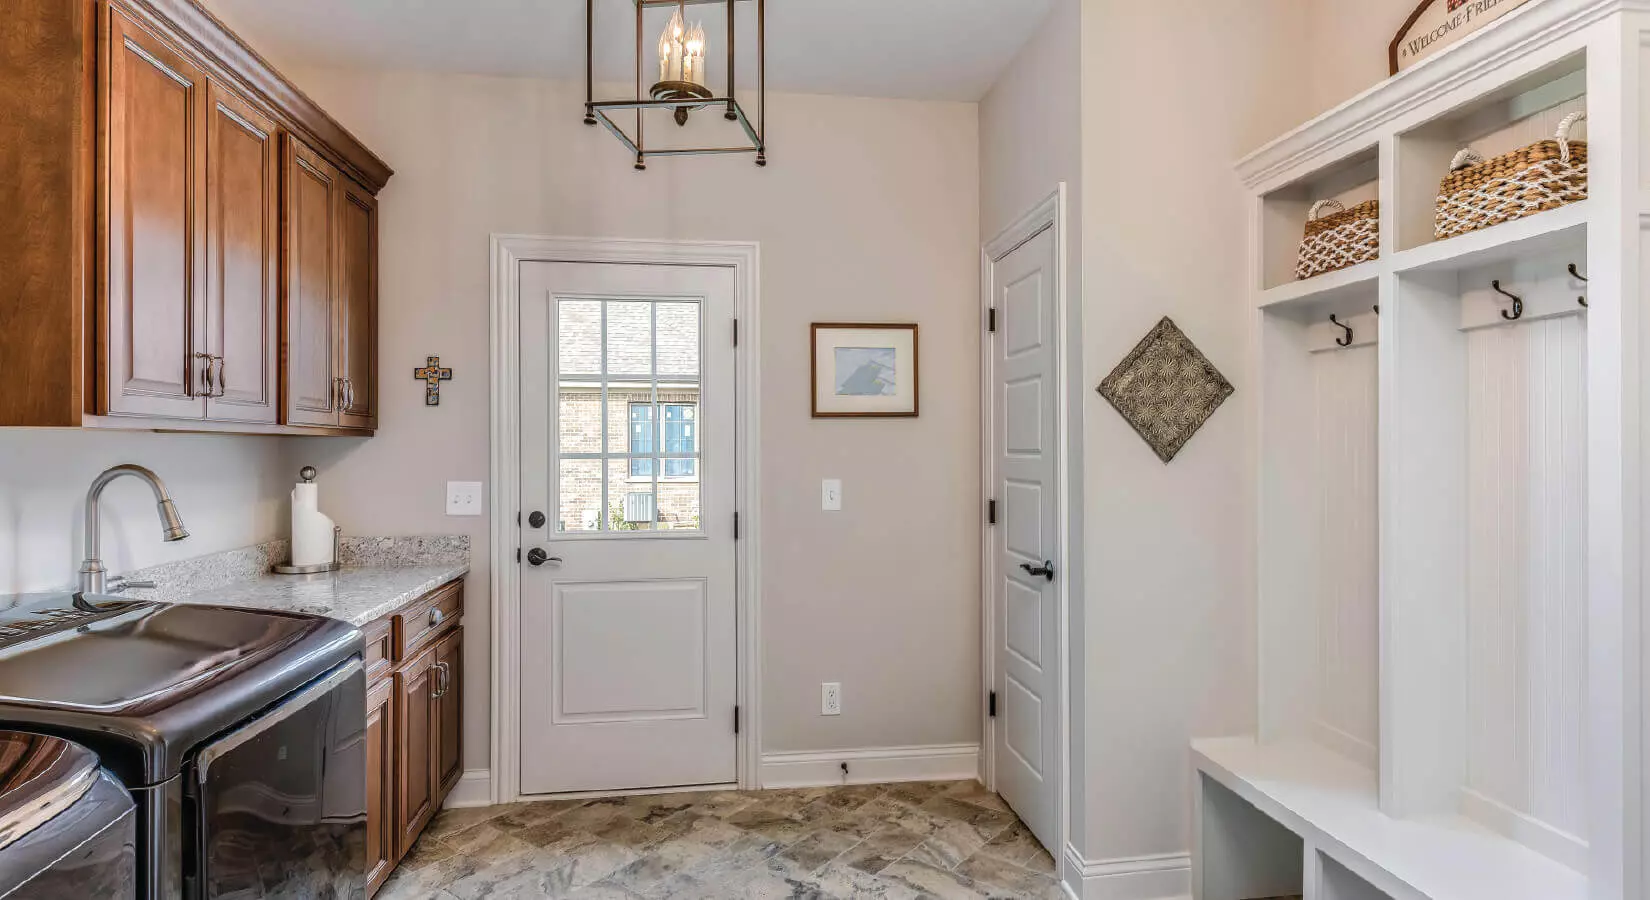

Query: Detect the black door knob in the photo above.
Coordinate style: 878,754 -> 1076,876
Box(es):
1020,560 -> 1055,582
528,510 -> 546,528
526,548 -> 561,567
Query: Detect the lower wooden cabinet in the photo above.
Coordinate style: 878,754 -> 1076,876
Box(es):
434,627 -> 464,798
364,676 -> 397,897
393,642 -> 439,856
364,579 -> 464,897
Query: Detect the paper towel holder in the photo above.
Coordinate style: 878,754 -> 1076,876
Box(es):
273,525 -> 343,575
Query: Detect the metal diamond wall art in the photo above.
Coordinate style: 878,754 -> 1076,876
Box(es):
1097,317 -> 1234,463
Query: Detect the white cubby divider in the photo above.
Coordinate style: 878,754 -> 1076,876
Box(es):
1201,1 -> 1649,898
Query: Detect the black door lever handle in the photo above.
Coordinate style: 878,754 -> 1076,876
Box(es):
1020,560 -> 1055,582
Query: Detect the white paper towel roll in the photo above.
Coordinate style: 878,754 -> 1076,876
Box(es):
291,481 -> 337,567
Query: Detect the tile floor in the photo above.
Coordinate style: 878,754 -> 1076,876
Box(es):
380,780 -> 1065,899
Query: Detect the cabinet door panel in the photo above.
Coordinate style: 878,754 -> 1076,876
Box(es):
283,137 -> 338,426
434,626 -> 463,800
104,6 -> 205,418
394,647 -> 438,857
337,178 -> 377,430
205,80 -> 278,423
365,676 -> 396,897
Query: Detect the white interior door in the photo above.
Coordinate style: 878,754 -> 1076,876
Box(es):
518,260 -> 738,794
990,225 -> 1059,851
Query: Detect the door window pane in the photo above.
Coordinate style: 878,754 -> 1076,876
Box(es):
605,301 -> 653,376
629,404 -> 655,477
664,404 -> 697,478
609,459 -> 656,531
557,459 -> 602,533
657,302 -> 700,378
656,470 -> 701,531
558,300 -> 602,376
558,388 -> 603,454
553,297 -> 702,534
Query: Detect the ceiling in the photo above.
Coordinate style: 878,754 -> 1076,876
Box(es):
206,0 -> 1055,102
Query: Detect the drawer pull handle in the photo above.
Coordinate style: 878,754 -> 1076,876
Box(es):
429,608 -> 445,628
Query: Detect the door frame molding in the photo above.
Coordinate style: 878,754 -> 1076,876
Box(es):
979,185 -> 1073,860
488,234 -> 762,802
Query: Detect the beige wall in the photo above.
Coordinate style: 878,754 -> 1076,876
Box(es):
1305,0 -> 1421,118
0,431 -> 288,594
977,0 -> 1087,854
1075,0 -> 1312,864
270,67 -> 981,771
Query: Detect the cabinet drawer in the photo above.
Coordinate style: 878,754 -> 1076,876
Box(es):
363,617 -> 393,683
393,580 -> 463,662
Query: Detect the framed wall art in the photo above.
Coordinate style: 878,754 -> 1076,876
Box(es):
810,323 -> 919,418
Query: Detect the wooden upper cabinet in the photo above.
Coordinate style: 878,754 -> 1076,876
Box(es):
282,134 -> 378,431
103,5 -> 207,419
0,0 -> 389,432
283,136 -> 340,426
337,177 -> 379,429
204,79 -> 279,424
364,675 -> 396,898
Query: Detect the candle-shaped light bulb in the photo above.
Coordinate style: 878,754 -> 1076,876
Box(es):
662,7 -> 685,82
685,22 -> 706,87
658,31 -> 672,83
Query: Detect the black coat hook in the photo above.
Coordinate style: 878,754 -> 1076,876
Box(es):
1372,304 -> 1380,315
1492,280 -> 1523,321
1569,263 -> 1588,307
1330,313 -> 1353,347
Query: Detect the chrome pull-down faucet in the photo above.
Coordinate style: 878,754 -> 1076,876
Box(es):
77,465 -> 190,595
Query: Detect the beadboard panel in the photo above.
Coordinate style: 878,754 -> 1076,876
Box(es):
1311,343 -> 1380,766
1464,315 -> 1589,863
1459,86 -> 1588,161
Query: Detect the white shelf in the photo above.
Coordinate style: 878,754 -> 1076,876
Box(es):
1260,260 -> 1381,311
1193,737 -> 1586,900
1391,202 -> 1589,275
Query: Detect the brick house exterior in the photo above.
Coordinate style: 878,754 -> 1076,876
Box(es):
554,299 -> 702,533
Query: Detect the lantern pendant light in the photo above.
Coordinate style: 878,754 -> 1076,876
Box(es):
584,0 -> 767,170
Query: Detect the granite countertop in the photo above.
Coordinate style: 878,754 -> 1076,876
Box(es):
169,563 -> 470,627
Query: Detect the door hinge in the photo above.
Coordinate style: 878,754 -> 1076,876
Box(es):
516,548 -> 521,563
734,705 -> 741,734
988,307 -> 997,333
734,511 -> 740,540
733,319 -> 740,347
988,690 -> 997,718
988,499 -> 997,525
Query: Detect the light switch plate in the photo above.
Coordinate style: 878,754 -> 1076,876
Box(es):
446,481 -> 484,516
822,479 -> 842,511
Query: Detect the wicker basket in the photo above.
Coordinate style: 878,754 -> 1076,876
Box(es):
1435,111 -> 1587,240
1295,199 -> 1380,280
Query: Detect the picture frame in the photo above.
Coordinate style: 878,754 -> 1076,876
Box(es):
810,323 -> 919,418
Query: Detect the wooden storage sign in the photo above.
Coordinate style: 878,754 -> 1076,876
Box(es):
1389,0 -> 1535,74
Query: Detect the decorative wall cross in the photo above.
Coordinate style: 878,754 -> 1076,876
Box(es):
414,356 -> 453,406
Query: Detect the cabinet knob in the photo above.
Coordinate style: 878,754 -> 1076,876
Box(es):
429,607 -> 445,628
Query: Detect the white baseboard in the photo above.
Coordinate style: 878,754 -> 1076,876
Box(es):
759,743 -> 980,789
442,769 -> 494,809
1063,843 -> 1190,900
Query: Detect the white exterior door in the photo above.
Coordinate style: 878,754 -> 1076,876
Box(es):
518,260 -> 739,794
989,225 -> 1060,851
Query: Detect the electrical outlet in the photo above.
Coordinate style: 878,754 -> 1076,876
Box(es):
446,481 -> 483,516
822,479 -> 842,511
821,682 -> 842,716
